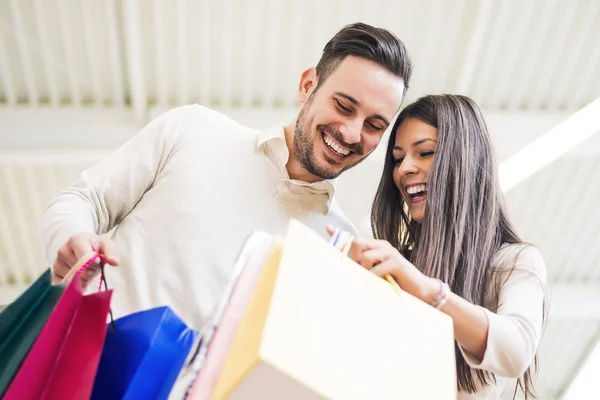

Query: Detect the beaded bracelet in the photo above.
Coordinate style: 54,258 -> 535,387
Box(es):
431,279 -> 450,310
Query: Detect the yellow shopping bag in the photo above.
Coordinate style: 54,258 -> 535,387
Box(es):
211,219 -> 457,400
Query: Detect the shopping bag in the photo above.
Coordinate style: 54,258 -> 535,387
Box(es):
0,268 -> 64,397
91,306 -> 199,400
211,219 -> 457,400
4,252 -> 113,400
184,231 -> 275,399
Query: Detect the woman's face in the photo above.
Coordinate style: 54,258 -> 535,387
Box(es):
391,117 -> 438,223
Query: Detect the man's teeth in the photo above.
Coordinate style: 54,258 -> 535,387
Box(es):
323,134 -> 350,156
407,185 -> 427,195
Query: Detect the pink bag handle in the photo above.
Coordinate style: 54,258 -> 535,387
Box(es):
61,251 -> 105,286
67,252 -> 116,331
74,252 -> 107,291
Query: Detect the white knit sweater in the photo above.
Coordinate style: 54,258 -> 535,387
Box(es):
40,105 -> 358,330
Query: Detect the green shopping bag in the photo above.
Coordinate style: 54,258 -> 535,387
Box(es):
0,268 -> 65,396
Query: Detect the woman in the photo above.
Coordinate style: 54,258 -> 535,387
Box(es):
338,95 -> 546,399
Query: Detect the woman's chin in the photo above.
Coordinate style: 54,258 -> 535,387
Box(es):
412,214 -> 424,223
402,195 -> 426,223
409,203 -> 426,223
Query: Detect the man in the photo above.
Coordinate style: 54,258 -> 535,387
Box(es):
41,23 -> 412,329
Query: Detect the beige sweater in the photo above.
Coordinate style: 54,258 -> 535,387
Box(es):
40,105 -> 358,330
458,244 -> 547,399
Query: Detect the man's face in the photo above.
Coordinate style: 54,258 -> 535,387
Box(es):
293,56 -> 406,180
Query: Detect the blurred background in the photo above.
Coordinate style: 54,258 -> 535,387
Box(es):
1,0 -> 599,398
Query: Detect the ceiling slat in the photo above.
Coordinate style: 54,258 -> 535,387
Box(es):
122,0 -> 146,121
470,0 -> 512,105
152,0 -> 167,108
542,160 -> 591,281
22,166 -> 45,269
23,166 -> 45,221
489,0 -> 539,109
536,320 -> 562,392
82,0 -> 103,106
9,0 -> 38,106
176,0 -> 190,106
0,195 -> 21,284
311,0 -> 329,66
240,0 -> 259,108
549,2 -> 600,110
284,0 -> 304,108
556,324 -> 600,398
40,165 -> 61,204
105,0 -> 125,108
32,0 -> 59,106
57,0 -> 81,106
434,0 -> 467,93
511,0 -> 561,110
414,0 -> 449,95
542,324 -> 576,389
197,0 -> 212,106
263,0 -> 282,108
455,0 -> 495,94
219,0 -> 233,108
570,38 -> 600,108
0,25 -> 17,106
528,1 -> 580,109
1,167 -> 38,279
561,179 -> 600,281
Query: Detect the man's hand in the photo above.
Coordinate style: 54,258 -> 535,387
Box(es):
52,232 -> 119,285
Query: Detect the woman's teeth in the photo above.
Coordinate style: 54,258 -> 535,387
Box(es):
407,184 -> 427,197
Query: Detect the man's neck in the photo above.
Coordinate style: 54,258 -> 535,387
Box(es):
283,121 -> 321,183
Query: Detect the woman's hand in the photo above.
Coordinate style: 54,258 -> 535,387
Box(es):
326,226 -> 491,364
355,237 -> 492,363
326,226 -> 439,302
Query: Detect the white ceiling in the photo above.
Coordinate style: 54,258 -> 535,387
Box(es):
1,1 -> 600,399
1,0 -> 600,116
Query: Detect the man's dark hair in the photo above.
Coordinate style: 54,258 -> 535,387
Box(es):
315,22 -> 413,96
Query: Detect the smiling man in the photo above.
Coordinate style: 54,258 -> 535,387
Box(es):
40,22 -> 412,329
288,51 -> 408,182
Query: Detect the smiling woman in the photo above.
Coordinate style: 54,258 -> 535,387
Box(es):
347,94 -> 549,400
391,118 -> 438,222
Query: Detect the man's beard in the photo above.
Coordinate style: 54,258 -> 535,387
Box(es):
293,95 -> 365,180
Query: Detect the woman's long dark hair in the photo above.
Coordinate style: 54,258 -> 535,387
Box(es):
371,94 -> 541,398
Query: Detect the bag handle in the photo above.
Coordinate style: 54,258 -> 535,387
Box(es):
61,251 -> 101,284
62,252 -> 117,331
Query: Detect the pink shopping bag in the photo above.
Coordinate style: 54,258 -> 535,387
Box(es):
185,233 -> 273,399
4,252 -> 113,400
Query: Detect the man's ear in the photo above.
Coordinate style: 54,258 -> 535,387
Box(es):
297,67 -> 318,104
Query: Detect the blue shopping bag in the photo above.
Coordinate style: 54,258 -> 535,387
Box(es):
91,306 -> 199,400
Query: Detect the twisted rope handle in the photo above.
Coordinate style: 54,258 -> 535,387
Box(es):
72,252 -> 116,331
74,252 -> 106,291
